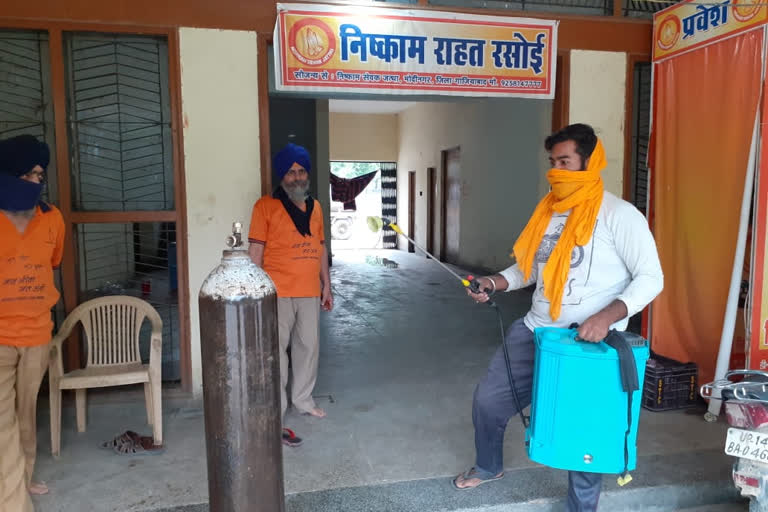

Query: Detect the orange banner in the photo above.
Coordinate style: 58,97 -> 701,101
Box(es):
750,68 -> 768,370
273,3 -> 557,98
651,29 -> 763,383
654,0 -> 766,61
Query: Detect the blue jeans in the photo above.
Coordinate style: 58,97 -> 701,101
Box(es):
472,318 -> 603,512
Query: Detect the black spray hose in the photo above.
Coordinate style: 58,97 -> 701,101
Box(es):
491,301 -> 530,429
469,279 -> 530,429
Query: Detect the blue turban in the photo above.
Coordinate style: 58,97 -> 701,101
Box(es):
0,134 -> 50,177
0,134 -> 50,211
273,143 -> 311,181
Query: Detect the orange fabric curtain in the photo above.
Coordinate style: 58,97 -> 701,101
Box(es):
651,29 -> 763,383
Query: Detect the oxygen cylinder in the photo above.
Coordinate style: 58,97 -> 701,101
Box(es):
198,222 -> 284,512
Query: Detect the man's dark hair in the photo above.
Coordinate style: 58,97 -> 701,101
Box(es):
544,123 -> 598,162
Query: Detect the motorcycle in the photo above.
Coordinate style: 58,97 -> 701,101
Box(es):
701,370 -> 768,511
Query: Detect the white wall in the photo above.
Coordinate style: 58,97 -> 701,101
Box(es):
568,50 -> 627,197
330,112 -> 399,162
179,28 -> 261,395
397,99 -> 552,271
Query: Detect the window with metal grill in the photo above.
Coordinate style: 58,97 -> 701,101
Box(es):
0,30 -> 58,202
64,33 -> 174,212
623,0 -> 668,18
428,0 -> 613,16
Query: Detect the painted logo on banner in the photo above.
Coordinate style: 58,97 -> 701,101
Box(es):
653,0 -> 767,60
274,3 -> 558,98
288,18 -> 337,66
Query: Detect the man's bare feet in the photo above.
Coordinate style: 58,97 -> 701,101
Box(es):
302,407 -> 326,418
29,481 -> 48,495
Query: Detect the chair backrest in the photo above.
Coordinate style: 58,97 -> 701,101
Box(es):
67,296 -> 163,367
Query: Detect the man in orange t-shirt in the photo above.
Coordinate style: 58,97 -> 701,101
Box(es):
0,135 -> 65,511
249,143 -> 333,448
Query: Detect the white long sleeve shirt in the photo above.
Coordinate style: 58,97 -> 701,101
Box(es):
499,191 -> 664,332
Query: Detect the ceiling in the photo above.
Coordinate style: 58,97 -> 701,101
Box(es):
328,99 -> 417,114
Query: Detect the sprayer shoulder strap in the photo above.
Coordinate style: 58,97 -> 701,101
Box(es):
603,330 -> 639,479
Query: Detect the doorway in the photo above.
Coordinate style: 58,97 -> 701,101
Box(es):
441,147 -> 461,265
427,167 -> 436,259
329,161 -> 383,251
407,171 -> 416,253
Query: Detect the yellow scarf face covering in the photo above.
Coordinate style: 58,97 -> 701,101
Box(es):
512,139 -> 607,320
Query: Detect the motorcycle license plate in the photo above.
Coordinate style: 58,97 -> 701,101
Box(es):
725,427 -> 768,463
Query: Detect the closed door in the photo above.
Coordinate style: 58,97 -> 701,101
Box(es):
407,171 -> 415,253
442,148 -> 460,264
427,167 -> 436,258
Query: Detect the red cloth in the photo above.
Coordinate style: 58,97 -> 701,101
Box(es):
330,171 -> 377,210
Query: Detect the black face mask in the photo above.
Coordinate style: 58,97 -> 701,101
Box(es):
0,174 -> 43,211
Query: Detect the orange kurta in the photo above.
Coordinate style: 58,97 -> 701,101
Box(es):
248,197 -> 324,298
0,204 -> 65,346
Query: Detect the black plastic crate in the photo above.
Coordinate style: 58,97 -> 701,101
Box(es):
642,353 -> 699,411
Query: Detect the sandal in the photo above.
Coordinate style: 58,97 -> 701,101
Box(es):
101,430 -> 139,450
103,430 -> 164,456
452,467 -> 504,491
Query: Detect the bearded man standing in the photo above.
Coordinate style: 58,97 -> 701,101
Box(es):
248,143 -> 333,448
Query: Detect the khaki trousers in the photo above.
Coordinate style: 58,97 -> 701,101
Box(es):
277,297 -> 320,420
0,344 -> 49,512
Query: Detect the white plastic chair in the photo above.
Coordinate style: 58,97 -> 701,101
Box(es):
49,295 -> 163,456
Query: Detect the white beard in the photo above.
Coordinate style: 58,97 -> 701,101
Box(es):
283,181 -> 309,203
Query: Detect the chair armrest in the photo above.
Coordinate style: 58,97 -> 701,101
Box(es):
49,316 -> 80,377
49,334 -> 67,377
148,333 -> 162,375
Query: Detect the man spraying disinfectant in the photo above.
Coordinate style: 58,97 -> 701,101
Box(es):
372,124 -> 663,511
459,124 -> 663,511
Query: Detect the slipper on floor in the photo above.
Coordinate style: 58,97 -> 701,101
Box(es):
100,430 -> 139,450
103,430 -> 164,456
451,467 -> 504,491
114,435 -> 164,456
282,428 -> 302,447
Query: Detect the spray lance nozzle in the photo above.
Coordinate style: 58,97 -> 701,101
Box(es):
466,275 -> 482,293
367,215 -> 409,238
366,215 -> 400,234
365,216 -> 492,299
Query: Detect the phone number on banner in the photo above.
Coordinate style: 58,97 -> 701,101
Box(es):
288,69 -> 545,91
